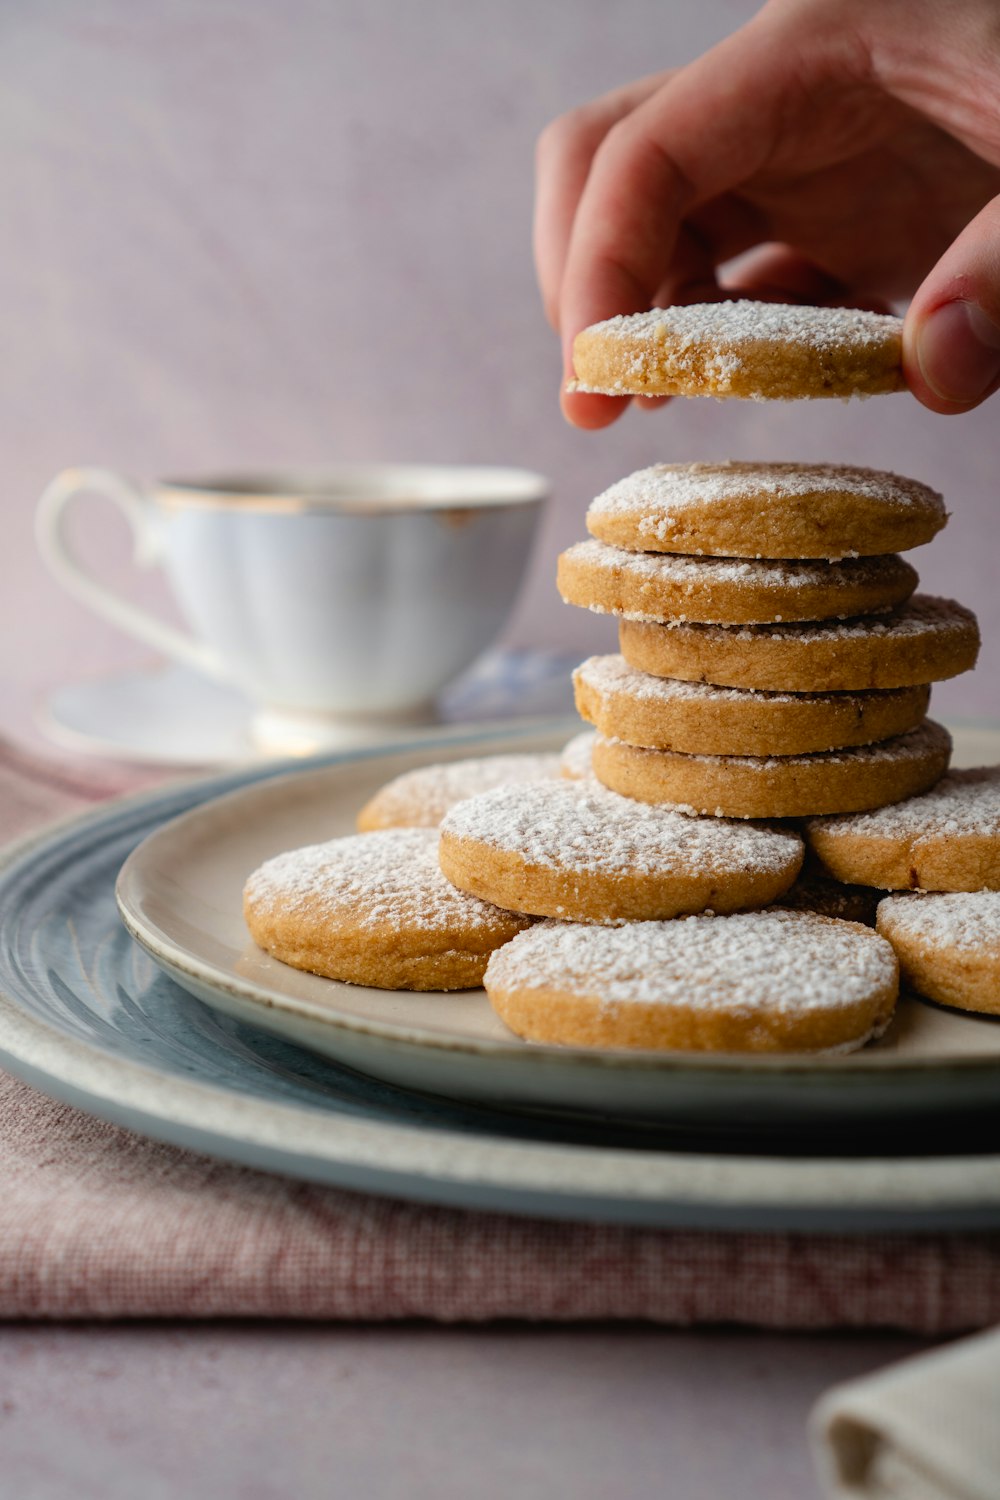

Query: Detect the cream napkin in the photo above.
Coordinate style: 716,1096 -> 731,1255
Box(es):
813,1325 -> 1000,1499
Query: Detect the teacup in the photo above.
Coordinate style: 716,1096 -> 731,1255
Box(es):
36,464 -> 548,751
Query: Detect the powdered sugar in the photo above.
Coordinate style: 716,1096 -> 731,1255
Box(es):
440,779 -> 801,876
877,890 -> 1000,949
245,827 -> 513,931
595,720 -> 951,775
809,767 -> 1000,840
561,538 -> 910,593
575,653 -> 913,709
588,461 -> 944,528
359,753 -> 561,828
485,909 -> 897,1016
583,301 -> 902,352
560,729 -> 596,779
632,594 -> 975,644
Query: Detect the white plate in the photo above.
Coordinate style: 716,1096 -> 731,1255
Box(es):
116,721 -> 1000,1128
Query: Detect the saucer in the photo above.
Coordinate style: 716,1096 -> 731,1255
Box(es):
37,649 -> 580,768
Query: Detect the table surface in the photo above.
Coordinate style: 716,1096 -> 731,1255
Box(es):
0,1322 -> 934,1499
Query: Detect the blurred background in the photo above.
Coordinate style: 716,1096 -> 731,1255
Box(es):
2,0 -> 996,729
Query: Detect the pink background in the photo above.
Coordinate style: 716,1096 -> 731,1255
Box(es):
1,0 -> 996,724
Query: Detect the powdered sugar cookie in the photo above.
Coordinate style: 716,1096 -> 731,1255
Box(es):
438,779 -> 802,923
559,729 -> 596,780
807,767 -> 1000,890
586,461 -> 946,562
557,539 -> 916,626
484,910 -> 898,1052
356,752 -> 562,831
571,300 -> 905,400
876,891 -> 1000,1015
590,720 -> 952,819
619,595 -> 979,692
574,655 -> 930,757
244,827 -> 530,991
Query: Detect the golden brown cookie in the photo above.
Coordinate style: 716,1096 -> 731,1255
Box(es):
557,540 -> 916,625
559,729 -> 596,780
876,891 -> 1000,1015
806,767 -> 1000,890
356,752 -> 562,831
619,595 -> 979,692
590,720 -> 952,819
484,910 -> 898,1053
586,461 -> 946,562
571,301 -> 905,400
574,654 -> 930,757
243,827 -> 530,991
438,779 -> 803,923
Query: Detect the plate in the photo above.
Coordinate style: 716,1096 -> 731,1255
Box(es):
4,720 -> 1000,1231
37,649 -> 578,766
116,720 -> 1000,1128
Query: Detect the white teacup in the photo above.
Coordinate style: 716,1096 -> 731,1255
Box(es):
37,464 -> 548,750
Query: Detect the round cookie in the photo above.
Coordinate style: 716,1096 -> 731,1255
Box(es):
243,827 -> 531,991
806,766 -> 1000,891
484,910 -> 898,1053
586,461 -> 947,562
560,728 -> 596,781
619,595 -> 979,692
574,654 -> 930,757
438,779 -> 803,923
876,891 -> 1000,1015
570,301 -> 905,401
357,752 -> 562,831
590,720 -> 952,820
557,539 -> 916,626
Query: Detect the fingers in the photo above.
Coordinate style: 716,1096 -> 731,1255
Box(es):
905,193 -> 1000,412
558,17 -> 800,338
554,12 -> 814,427
534,72 -> 670,333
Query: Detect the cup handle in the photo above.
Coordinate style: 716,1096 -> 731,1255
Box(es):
35,467 -> 229,680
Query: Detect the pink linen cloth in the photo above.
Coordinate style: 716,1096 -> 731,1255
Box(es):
3,736 -> 1000,1328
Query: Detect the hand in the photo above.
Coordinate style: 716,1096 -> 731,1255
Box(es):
534,0 -> 1000,427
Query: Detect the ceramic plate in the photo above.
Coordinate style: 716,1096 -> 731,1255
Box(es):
38,650 -> 578,766
4,720 -> 1000,1230
115,721 -> 1000,1128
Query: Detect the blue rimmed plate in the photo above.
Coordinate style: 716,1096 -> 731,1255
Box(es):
3,719 -> 1000,1230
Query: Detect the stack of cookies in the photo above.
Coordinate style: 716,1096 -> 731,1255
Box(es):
244,303 -> 998,1058
558,459 -> 980,819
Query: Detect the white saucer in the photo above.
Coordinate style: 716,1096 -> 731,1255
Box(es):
38,650 -> 579,768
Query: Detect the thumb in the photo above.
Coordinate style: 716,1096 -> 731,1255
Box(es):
905,195 -> 1000,413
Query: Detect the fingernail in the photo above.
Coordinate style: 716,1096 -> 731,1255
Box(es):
916,300 -> 1000,405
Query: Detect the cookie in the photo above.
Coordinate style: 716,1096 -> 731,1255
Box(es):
590,720 -> 952,819
484,910 -> 898,1053
557,539 -> 916,626
806,767 -> 1000,891
619,595 -> 979,692
243,827 -> 531,991
586,461 -> 946,562
559,729 -> 597,781
438,779 -> 803,923
570,300 -> 905,400
356,752 -> 562,831
876,891 -> 1000,1015
574,655 -> 930,757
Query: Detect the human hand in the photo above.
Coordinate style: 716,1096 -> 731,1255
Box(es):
534,0 -> 1000,427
